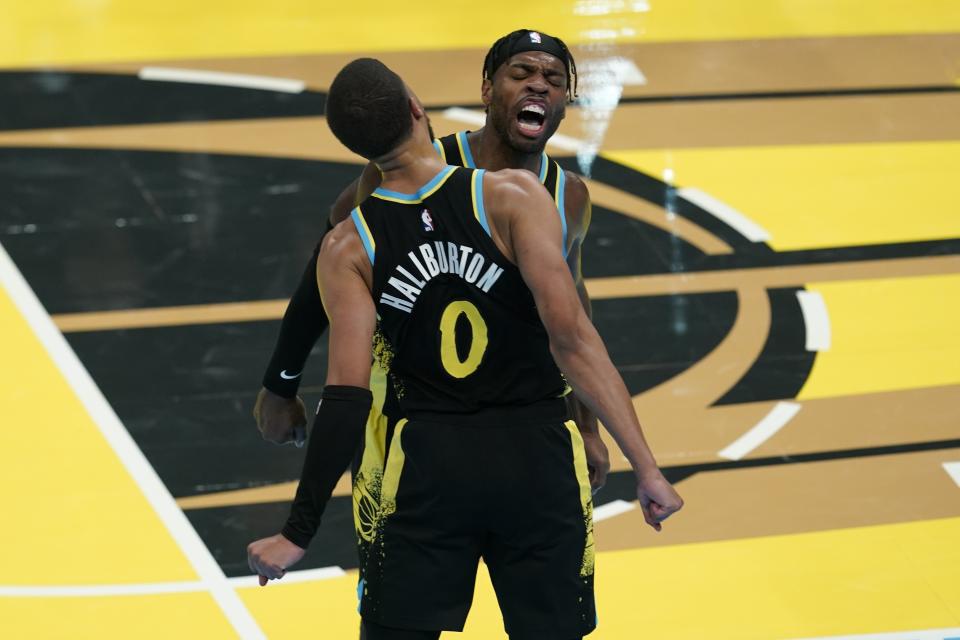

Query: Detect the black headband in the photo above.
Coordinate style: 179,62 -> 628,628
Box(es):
487,29 -> 569,78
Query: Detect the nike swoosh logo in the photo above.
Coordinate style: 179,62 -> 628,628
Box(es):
279,370 -> 302,380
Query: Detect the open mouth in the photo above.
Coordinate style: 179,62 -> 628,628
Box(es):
516,103 -> 547,137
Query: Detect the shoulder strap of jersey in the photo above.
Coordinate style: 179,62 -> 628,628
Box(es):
432,138 -> 446,163
349,206 -> 376,265
436,131 -> 471,168
553,161 -> 568,256
542,157 -> 568,257
537,150 -> 551,184
469,169 -> 492,237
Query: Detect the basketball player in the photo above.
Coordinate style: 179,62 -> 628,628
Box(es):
254,29 -> 610,490
248,58 -> 682,640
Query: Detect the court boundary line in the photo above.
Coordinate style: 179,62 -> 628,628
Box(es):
0,566 -> 347,597
139,67 -> 305,93
0,242 -> 265,638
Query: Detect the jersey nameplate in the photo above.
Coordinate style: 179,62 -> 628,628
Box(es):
380,241 -> 504,314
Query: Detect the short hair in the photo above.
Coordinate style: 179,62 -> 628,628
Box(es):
482,29 -> 578,101
326,58 -> 413,159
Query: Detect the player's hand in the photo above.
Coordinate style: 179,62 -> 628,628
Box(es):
247,534 -> 306,586
253,387 -> 307,447
635,470 -> 683,532
582,432 -> 610,493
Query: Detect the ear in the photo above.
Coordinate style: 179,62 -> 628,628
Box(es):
481,78 -> 493,108
409,96 -> 426,120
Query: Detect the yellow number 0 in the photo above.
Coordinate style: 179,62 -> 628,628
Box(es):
439,301 -> 488,378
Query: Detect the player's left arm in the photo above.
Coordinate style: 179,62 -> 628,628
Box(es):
485,169 -> 682,532
563,173 -> 610,491
247,224 -> 376,584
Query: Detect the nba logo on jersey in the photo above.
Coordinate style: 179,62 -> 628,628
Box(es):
529,32 -> 542,44
421,209 -> 434,232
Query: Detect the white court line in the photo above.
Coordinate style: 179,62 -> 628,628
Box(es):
943,462 -> 960,488
577,56 -> 647,86
139,67 -> 305,93
592,499 -> 637,522
794,626 -> 960,640
229,566 -> 347,588
797,290 -> 832,351
441,107 -> 585,153
0,581 -> 206,598
0,566 -> 347,597
718,401 -> 802,461
677,187 -> 772,243
0,243 -> 265,638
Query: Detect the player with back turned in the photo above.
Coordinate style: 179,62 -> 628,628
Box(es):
254,29 -> 611,491
247,58 -> 683,640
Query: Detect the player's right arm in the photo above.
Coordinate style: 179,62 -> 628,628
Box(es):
248,221 -> 376,584
484,170 -> 683,531
253,163 -> 382,445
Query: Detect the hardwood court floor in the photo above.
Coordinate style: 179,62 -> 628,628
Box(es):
2,2 -> 959,638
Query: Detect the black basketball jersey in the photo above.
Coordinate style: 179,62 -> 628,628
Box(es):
434,130 -> 570,256
349,165 -> 567,415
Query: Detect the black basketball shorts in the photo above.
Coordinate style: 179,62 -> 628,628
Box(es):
352,400 -> 596,639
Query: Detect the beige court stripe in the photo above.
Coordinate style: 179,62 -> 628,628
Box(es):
585,254 -> 960,299
54,299 -> 288,332
51,254 -> 960,332
596,446 -> 960,552
75,34 -> 960,102
176,472 -> 352,511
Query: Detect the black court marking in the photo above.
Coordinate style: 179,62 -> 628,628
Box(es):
582,204 -> 711,278
714,287 -> 815,405
0,148 -> 357,313
593,293 -> 737,396
0,71 -> 326,131
186,498 -> 356,576
65,320 -> 327,498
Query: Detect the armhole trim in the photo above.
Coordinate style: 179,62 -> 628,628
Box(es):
457,130 -> 477,168
471,170 -> 491,237
350,206 -> 376,265
432,138 -> 446,162
556,167 -> 568,258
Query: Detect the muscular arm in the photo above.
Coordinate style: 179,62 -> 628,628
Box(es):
248,225 -> 376,580
561,173 -> 608,489
486,170 -> 681,529
316,225 -> 378,387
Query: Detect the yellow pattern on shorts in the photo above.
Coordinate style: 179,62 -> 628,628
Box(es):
565,420 -> 595,578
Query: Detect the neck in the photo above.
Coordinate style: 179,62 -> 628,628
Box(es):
376,137 -> 447,192
469,126 -> 543,174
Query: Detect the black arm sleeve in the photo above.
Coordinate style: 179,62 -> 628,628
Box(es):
261,222 -> 334,398
281,385 -> 372,549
